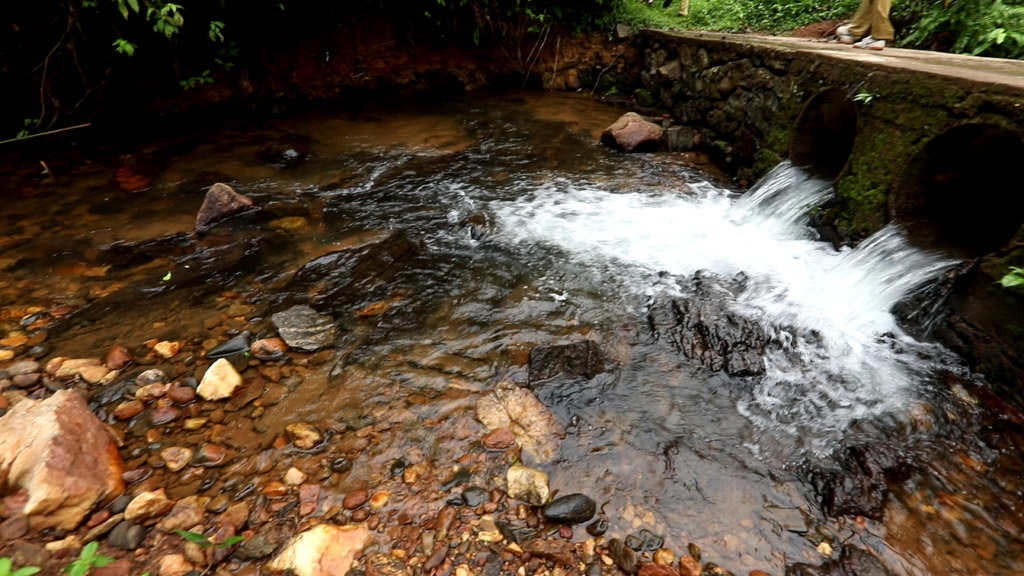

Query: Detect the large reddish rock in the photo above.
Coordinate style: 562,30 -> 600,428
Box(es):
601,112 -> 664,152
195,183 -> 255,229
0,389 -> 124,530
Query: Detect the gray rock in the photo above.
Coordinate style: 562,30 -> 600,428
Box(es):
542,493 -> 596,525
4,361 -> 40,377
234,533 -> 277,561
785,546 -> 895,576
271,305 -> 336,351
108,521 -> 148,550
528,341 -> 606,387
196,183 -> 255,230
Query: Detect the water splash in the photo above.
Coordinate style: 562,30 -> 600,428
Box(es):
491,161 -> 957,457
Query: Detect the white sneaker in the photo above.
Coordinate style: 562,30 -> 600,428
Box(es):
836,24 -> 856,44
853,35 -> 886,50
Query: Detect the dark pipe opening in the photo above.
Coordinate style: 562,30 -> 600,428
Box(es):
790,88 -> 857,179
895,124 -> 1024,256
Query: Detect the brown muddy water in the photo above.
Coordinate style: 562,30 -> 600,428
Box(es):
1,92 -> 1023,576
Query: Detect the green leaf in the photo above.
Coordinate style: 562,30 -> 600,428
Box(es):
175,529 -> 212,547
217,535 -> 245,548
12,570 -> 42,576
999,267 -> 1024,288
162,271 -> 172,281
127,0 -> 140,13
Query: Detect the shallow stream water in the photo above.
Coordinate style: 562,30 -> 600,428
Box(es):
2,93 -> 1023,575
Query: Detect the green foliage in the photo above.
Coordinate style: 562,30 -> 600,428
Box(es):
174,529 -> 244,548
0,557 -> 41,576
852,89 -> 878,105
896,0 -> 1024,59
179,69 -> 213,89
63,542 -> 115,576
999,266 -> 1024,289
112,38 -> 136,56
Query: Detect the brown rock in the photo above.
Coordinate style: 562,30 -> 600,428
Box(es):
749,571 -> 773,576
0,389 -> 124,530
158,554 -> 195,576
251,338 -> 288,360
481,427 -> 516,450
196,183 -> 255,229
105,346 -> 133,370
366,553 -> 412,576
92,558 -> 132,576
135,382 -> 171,402
601,112 -> 664,153
286,422 -> 322,450
113,401 -> 144,420
218,502 -> 250,530
678,555 -> 702,576
640,563 -> 680,576
343,489 -> 368,510
160,447 -> 194,472
299,484 -> 320,516
124,488 -> 175,523
523,538 -> 574,565
78,365 -> 111,384
267,524 -> 368,576
155,495 -> 209,533
153,341 -> 181,359
262,482 -> 288,498
167,386 -> 197,405
150,405 -> 181,426
193,443 -> 230,467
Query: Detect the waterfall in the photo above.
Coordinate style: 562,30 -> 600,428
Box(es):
491,161 -> 958,457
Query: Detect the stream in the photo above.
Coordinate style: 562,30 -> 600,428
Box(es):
1,92 -> 1023,576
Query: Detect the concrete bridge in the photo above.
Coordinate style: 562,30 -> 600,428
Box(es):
628,29 -> 1024,393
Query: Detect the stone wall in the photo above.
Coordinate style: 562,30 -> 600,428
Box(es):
627,29 -> 1024,397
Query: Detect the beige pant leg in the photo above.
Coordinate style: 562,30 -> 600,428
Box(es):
679,0 -> 689,16
849,0 -> 894,40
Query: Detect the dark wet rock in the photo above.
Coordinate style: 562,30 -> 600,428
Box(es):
461,486 -> 489,507
106,346 -> 133,370
528,341 -> 607,387
647,271 -> 766,376
703,564 -> 735,576
543,493 -> 597,524
441,468 -> 472,492
602,112 -> 664,153
424,546 -> 448,571
785,546 -> 895,576
523,538 -> 574,565
609,538 -> 640,575
259,138 -> 309,169
150,405 -> 181,425
637,529 -> 665,551
331,457 -> 353,474
167,386 -> 197,405
193,443 -> 231,467
495,521 -> 537,544
207,331 -> 252,359
271,305 -> 336,352
196,183 -> 256,230
586,517 -> 609,536
108,521 -> 148,550
344,489 -> 369,510
807,444 -> 912,520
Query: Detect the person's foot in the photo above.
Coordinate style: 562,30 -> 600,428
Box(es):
836,24 -> 856,44
853,35 -> 886,50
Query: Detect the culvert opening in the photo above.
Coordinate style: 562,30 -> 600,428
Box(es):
790,88 -> 857,179
895,124 -> 1024,256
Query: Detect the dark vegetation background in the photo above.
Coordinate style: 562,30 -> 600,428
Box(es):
2,0 -> 1022,141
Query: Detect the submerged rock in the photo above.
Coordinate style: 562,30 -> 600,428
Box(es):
267,523 -> 368,576
271,305 -> 336,352
196,182 -> 255,230
785,545 -> 895,576
528,341 -> 606,387
0,389 -> 124,530
601,112 -> 664,153
807,444 -> 912,520
476,381 -> 566,463
647,271 -> 766,376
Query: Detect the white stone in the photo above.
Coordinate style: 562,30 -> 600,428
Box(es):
197,358 -> 242,401
268,524 -> 369,576
506,464 -> 550,506
125,489 -> 175,523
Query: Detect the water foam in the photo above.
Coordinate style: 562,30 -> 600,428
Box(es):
491,162 -> 956,456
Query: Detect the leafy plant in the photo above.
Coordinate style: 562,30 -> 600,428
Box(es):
174,529 -> 244,549
0,557 -> 41,576
852,89 -> 878,105
999,266 -> 1024,289
112,38 -> 137,56
63,542 -> 115,576
179,70 -> 214,89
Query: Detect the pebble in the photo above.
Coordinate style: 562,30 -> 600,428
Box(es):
462,486 -> 490,508
150,405 -> 181,425
168,386 -> 197,405
197,358 -> 243,400
639,563 -> 678,576
206,494 -> 230,514
344,489 -> 369,510
251,337 -> 288,360
11,373 -> 40,388
369,491 -> 390,510
125,489 -> 174,523
193,443 -> 229,467
106,346 -> 133,370
654,549 -> 675,566
161,447 -> 194,472
609,539 -> 639,575
506,465 -> 550,506
262,482 -> 288,498
286,421 -> 323,449
678,555 -> 701,576
542,493 -> 597,525
283,467 -> 307,485
154,341 -> 181,359
183,417 -> 207,430
136,382 -> 171,402
78,364 -> 110,384
113,400 -> 144,420
482,427 -> 516,450
4,360 -> 38,376
136,369 -> 169,387
108,521 -> 148,550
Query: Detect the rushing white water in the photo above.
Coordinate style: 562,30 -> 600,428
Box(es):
491,161 -> 957,457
